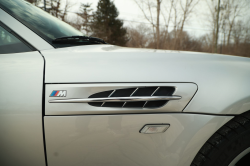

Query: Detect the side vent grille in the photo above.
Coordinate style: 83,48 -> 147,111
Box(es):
88,87 -> 175,108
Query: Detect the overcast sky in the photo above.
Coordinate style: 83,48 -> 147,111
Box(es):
68,0 -> 250,38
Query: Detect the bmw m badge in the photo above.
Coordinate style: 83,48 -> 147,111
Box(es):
50,90 -> 67,97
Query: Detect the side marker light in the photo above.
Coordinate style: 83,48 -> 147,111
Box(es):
140,124 -> 170,134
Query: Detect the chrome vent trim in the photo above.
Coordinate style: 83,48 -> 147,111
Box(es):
122,88 -> 138,108
88,86 -> 176,109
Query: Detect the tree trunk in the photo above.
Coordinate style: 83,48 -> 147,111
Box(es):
44,0 -> 46,11
227,21 -> 234,46
214,0 -> 220,53
156,0 -> 161,49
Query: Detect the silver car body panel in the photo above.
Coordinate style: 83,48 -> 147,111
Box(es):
0,52 -> 45,166
44,114 -> 233,166
0,5 -> 249,165
45,83 -> 197,115
0,8 -> 53,50
41,45 -> 250,115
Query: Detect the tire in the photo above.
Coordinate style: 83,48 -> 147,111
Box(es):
191,111 -> 250,166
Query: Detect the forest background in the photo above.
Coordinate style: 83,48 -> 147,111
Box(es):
26,0 -> 250,57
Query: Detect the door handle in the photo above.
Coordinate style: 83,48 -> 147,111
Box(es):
49,96 -> 182,103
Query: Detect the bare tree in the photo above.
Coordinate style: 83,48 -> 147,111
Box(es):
126,24 -> 151,48
61,0 -> 75,21
134,0 -> 162,49
161,0 -> 174,47
45,0 -> 61,17
65,16 -> 82,31
171,0 -> 200,50
206,0 -> 224,53
205,0 -> 248,53
230,20 -> 250,57
77,3 -> 93,36
223,0 -> 248,46
214,0 -> 221,53
156,0 -> 162,49
179,0 -> 200,36
125,20 -> 250,57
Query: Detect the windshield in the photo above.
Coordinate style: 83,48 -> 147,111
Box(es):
0,0 -> 83,48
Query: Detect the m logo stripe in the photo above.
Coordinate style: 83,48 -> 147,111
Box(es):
51,91 -> 57,96
50,90 -> 67,97
54,91 -> 59,96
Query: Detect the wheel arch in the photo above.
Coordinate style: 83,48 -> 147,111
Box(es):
191,110 -> 250,166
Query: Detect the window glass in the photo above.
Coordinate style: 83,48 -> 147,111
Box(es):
0,0 -> 83,48
0,25 -> 33,54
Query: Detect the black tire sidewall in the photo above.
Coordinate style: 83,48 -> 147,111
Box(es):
210,129 -> 250,166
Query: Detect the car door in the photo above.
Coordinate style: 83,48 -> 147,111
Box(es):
0,22 -> 46,165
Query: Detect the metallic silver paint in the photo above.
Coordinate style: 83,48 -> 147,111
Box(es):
48,95 -> 182,103
45,83 -> 197,115
41,45 -> 250,115
0,9 -> 53,50
0,3 -> 249,166
0,52 -> 45,166
44,114 -> 233,166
